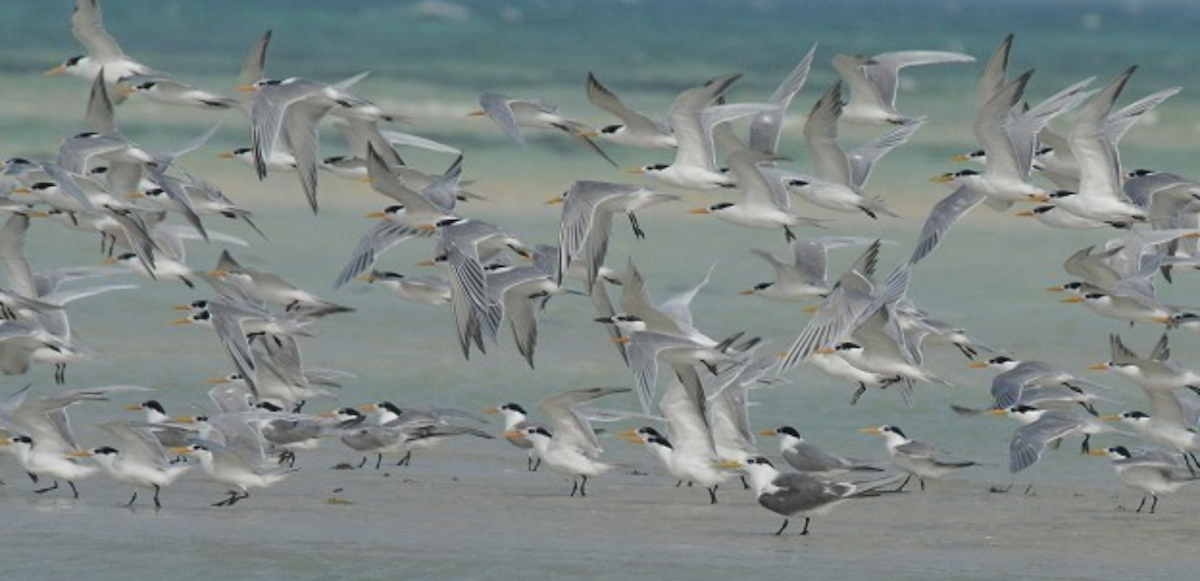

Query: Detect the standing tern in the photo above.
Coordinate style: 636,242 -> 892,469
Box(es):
760,426 -> 882,477
171,440 -> 296,506
1090,445 -> 1200,514
511,387 -> 629,497
861,425 -> 976,490
723,456 -> 903,536
73,421 -> 191,509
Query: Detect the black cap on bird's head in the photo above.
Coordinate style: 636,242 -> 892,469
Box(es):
776,426 -> 801,438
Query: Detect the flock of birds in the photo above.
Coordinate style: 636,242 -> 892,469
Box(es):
4,0 -> 1200,537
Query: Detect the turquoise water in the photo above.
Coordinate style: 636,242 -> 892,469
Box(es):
3,1 -> 1200,579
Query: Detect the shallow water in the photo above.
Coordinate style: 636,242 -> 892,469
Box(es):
3,1 -> 1200,579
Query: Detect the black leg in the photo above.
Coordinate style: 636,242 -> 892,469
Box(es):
1150,495 -> 1158,514
740,475 -> 749,490
628,213 -> 645,239
850,383 -> 866,405
33,480 -> 59,494
1135,495 -> 1147,513
27,471 -> 38,484
532,456 -> 541,471
783,225 -> 796,242
397,451 -> 412,466
894,475 -> 911,492
579,475 -> 588,497
153,485 -> 162,510
919,477 -> 926,492
774,518 -> 789,536
68,481 -> 80,498
375,453 -> 382,470
1080,435 -> 1091,455
126,491 -> 138,507
707,486 -> 718,505
675,480 -> 683,487
800,517 -> 811,536
569,479 -> 579,497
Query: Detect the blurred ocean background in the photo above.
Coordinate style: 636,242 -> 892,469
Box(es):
2,1 -> 1200,579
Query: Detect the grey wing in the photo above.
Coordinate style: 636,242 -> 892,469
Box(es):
333,221 -> 414,289
99,421 -> 170,466
0,213 -> 36,298
85,71 -> 118,136
1148,332 -> 1171,362
478,93 -> 524,145
749,43 -> 816,154
785,442 -> 852,472
618,258 -> 678,334
237,30 -> 272,88
1007,78 -> 1095,180
893,439 -> 941,460
697,103 -> 778,170
777,243 -> 882,372
907,186 -> 987,266
657,262 -> 716,331
804,82 -> 852,186
977,35 -> 1013,107
536,386 -> 629,453
282,100 -> 334,213
145,165 -> 207,240
41,165 -> 98,211
71,0 -> 125,61
445,242 -> 489,359
867,51 -> 976,108
665,74 -> 741,169
250,82 -> 321,179
848,118 -> 924,190
208,304 -> 259,397
585,72 -> 665,136
588,278 -> 627,363
504,293 -> 539,368
1010,414 -> 1079,473
760,473 -> 836,514
365,144 -> 442,213
1104,87 -> 1181,148
419,155 -> 464,213
749,247 -> 800,283
556,181 -> 612,287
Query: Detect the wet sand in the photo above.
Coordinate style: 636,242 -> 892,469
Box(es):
3,440 -> 1196,581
